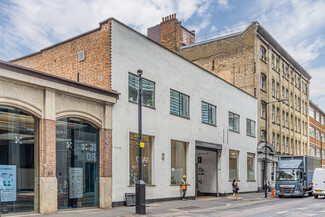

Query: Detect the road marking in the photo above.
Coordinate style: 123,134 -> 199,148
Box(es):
277,211 -> 289,214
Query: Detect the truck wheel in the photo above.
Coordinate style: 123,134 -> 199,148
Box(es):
308,192 -> 313,196
314,195 -> 318,199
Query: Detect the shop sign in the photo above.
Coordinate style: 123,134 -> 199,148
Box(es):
69,167 -> 83,199
0,165 -> 16,202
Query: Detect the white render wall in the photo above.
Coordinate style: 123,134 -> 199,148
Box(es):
111,20 -> 258,203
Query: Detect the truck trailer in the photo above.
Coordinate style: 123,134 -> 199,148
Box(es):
275,155 -> 321,197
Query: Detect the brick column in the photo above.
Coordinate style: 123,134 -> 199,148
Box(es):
99,128 -> 113,208
39,89 -> 57,214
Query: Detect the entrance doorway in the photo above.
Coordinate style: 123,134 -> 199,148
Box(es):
195,148 -> 218,197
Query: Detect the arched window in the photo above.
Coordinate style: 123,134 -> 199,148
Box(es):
261,73 -> 266,91
56,117 -> 99,209
0,105 -> 36,213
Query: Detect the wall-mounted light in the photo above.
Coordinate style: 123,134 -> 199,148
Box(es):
161,153 -> 165,160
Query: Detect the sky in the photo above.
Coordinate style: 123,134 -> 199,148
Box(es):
0,0 -> 324,109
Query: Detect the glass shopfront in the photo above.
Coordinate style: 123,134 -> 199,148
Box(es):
0,106 -> 36,213
56,118 -> 99,209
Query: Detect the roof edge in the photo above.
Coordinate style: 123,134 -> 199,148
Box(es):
0,60 -> 120,99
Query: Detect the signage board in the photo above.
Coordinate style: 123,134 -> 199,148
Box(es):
0,165 -> 16,202
69,167 -> 83,199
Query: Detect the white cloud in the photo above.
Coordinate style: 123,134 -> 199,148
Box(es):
0,0 -> 214,61
252,0 -> 325,66
309,66 -> 325,109
217,0 -> 229,9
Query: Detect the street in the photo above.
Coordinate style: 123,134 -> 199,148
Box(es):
5,193 -> 325,217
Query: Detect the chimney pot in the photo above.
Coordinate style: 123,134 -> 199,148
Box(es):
162,17 -> 164,22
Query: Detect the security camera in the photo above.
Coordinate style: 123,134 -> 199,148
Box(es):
137,69 -> 143,76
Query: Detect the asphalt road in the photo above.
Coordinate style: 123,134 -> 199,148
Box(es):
5,194 -> 325,217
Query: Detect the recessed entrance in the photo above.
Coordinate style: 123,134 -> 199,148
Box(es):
195,140 -> 221,197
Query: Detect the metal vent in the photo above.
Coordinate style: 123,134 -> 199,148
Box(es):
78,50 -> 85,62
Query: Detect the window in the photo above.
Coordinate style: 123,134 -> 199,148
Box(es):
229,112 -> 240,132
290,70 -> 294,83
229,150 -> 239,180
129,132 -> 152,185
316,130 -> 320,140
286,137 -> 289,153
276,58 -> 279,71
316,112 -> 320,122
309,126 -> 315,138
310,107 -> 315,118
272,79 -> 275,96
282,86 -> 285,99
170,89 -> 189,118
246,119 -> 255,137
291,138 -> 293,154
171,140 -> 187,185
261,130 -> 266,141
290,115 -> 293,129
261,73 -> 267,91
298,97 -> 301,112
285,66 -> 289,78
128,73 -> 155,108
272,132 -> 275,146
276,107 -> 280,123
276,82 -> 279,98
305,122 -> 307,136
271,54 -> 275,68
305,102 -> 307,115
261,46 -> 266,61
276,134 -> 280,151
261,101 -> 266,119
290,92 -> 293,107
272,105 -> 275,122
295,117 -> 297,132
247,153 -> 255,181
294,95 -> 297,110
201,102 -> 216,125
282,135 -> 285,152
286,112 -> 289,127
285,88 -> 288,102
282,110 -> 285,127
281,63 -> 284,76
322,116 -> 325,125
298,118 -> 300,133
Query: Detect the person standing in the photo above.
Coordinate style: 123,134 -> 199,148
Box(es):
180,175 -> 188,200
232,179 -> 239,200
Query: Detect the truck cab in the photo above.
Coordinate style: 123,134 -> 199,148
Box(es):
276,168 -> 304,197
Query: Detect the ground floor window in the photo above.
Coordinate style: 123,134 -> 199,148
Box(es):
247,153 -> 255,181
56,118 -> 99,209
129,132 -> 152,185
171,140 -> 187,185
229,150 -> 239,180
0,106 -> 36,213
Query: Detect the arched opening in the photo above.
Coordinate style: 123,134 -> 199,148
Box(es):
56,117 -> 99,209
0,105 -> 36,213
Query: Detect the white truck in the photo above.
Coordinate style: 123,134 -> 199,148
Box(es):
312,168 -> 325,199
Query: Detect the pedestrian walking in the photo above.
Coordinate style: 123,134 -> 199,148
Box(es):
264,176 -> 271,194
180,175 -> 188,200
232,179 -> 239,200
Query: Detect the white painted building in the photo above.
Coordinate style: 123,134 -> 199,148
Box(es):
111,19 -> 258,205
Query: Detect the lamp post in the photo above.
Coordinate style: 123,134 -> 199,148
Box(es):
264,99 -> 287,198
136,69 -> 146,214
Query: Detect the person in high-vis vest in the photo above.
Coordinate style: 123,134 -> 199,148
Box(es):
180,175 -> 188,200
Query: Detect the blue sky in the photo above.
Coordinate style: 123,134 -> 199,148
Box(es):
0,0 -> 325,109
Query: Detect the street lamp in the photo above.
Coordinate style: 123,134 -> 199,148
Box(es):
264,98 -> 288,198
136,69 -> 146,214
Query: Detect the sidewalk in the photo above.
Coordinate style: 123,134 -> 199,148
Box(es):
3,192 -> 277,217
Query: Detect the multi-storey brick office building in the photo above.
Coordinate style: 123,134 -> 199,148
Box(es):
148,16 -> 311,190
309,101 -> 325,167
11,17 -> 258,211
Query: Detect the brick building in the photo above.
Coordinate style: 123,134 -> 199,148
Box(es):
10,17 -> 259,210
0,60 -> 118,214
148,16 -> 311,190
309,101 -> 325,167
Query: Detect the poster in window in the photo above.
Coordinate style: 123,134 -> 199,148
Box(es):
69,167 -> 83,199
0,165 -> 16,202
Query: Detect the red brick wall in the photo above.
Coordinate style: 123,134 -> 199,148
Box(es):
100,128 -> 112,177
39,119 -> 56,177
13,20 -> 112,91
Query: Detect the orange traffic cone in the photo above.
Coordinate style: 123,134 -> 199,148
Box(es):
271,188 -> 274,198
